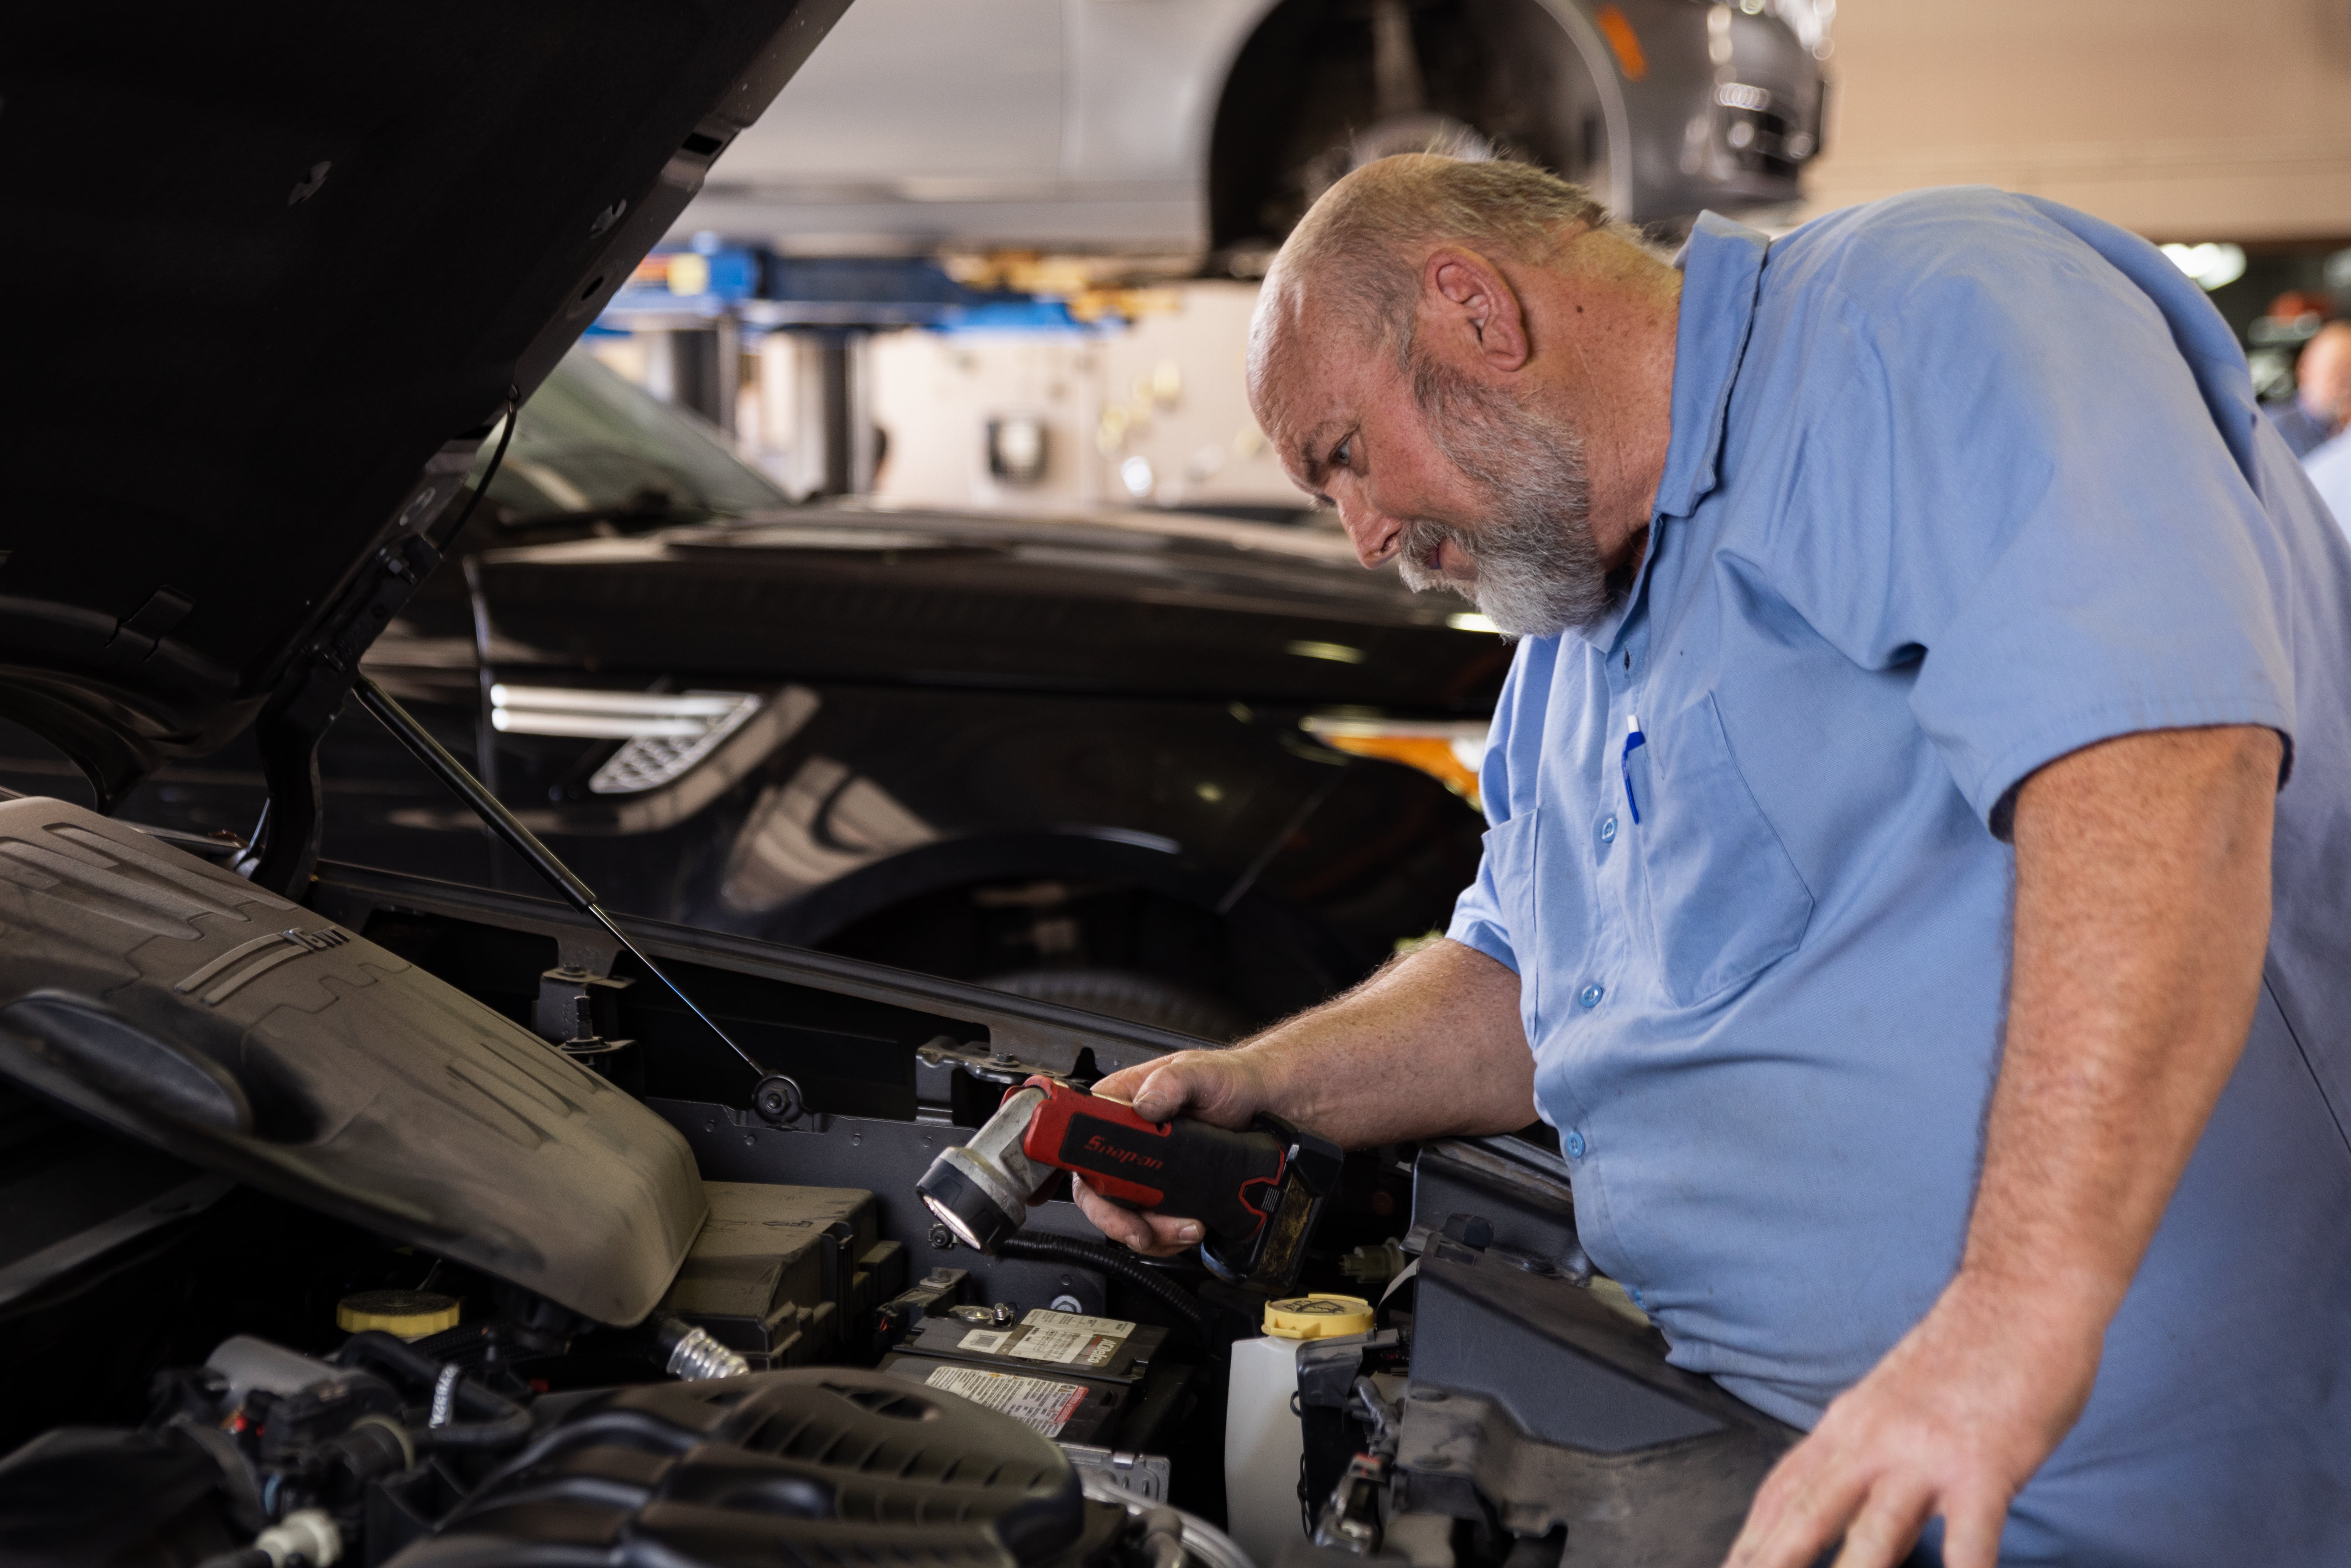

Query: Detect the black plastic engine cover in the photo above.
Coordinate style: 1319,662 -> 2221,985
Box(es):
394,1367 -> 1129,1568
0,797 -> 704,1325
1398,1241 -> 1800,1564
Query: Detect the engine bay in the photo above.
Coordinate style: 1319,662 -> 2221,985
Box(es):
0,797 -> 1794,1568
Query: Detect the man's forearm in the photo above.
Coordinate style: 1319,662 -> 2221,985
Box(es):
1960,724 -> 2278,1327
1234,936 -> 1536,1146
1727,723 -> 2281,1568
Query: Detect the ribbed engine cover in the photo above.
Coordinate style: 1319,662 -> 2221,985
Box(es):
390,1368 -> 1124,1568
0,796 -> 704,1325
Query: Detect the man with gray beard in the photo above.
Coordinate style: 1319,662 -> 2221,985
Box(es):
1398,351 -> 1608,634
1073,155 -> 2351,1567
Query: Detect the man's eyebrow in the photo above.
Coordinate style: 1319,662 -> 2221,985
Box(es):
1292,452 -> 1334,508
1294,423 -> 1338,489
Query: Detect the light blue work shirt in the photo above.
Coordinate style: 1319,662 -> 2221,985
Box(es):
1448,187 -> 2351,1564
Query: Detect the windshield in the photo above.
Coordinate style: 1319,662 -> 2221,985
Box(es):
469,345 -> 789,523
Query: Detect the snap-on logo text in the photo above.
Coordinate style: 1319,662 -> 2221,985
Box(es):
1084,1134 -> 1165,1171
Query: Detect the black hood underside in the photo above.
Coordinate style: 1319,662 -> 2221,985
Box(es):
0,0 -> 849,807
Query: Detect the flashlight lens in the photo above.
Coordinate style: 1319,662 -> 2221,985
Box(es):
924,1192 -> 989,1252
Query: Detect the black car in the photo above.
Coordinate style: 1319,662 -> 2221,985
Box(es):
0,8 -> 1805,1568
14,345 -> 1508,1042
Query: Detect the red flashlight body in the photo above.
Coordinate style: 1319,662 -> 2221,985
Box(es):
1014,1077 -> 1291,1244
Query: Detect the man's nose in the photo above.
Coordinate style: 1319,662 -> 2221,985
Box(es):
1337,495 -> 1404,569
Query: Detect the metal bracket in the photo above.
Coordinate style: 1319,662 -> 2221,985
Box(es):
1064,1444 -> 1173,1506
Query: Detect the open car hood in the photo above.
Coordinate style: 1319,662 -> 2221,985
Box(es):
0,0 -> 849,810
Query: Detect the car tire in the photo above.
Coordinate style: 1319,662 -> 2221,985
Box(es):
982,968 -> 1248,1043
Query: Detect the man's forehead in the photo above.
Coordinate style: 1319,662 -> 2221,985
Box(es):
1265,386 -> 1353,493
1253,302 -> 1381,481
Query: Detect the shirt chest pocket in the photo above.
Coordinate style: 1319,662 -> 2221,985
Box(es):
1628,692 -> 1814,1007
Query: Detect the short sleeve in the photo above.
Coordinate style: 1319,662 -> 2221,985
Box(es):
1443,645 -> 1534,973
1765,194 -> 2296,833
1446,845 -> 1522,974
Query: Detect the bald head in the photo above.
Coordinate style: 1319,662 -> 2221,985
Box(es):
1249,155 -> 1614,415
2298,321 -> 2351,431
1240,154 -> 1681,639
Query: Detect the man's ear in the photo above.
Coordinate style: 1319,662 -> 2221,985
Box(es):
1423,248 -> 1530,372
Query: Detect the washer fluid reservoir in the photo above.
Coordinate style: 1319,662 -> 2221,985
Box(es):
1223,1293 -> 1375,1568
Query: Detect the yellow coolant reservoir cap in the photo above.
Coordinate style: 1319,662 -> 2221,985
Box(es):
337,1290 -> 460,1339
1264,1293 -> 1374,1340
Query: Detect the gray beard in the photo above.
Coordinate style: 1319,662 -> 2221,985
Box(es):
1396,356 -> 1611,639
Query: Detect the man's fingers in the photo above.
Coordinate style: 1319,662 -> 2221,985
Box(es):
1726,1441 -> 1830,1564
1827,1479 -> 1934,1568
1141,1210 -> 1208,1250
1085,1062 -> 1161,1106
1072,1177 -> 1203,1257
1933,1492 -> 2010,1568
1069,1178 -> 1155,1250
1128,1056 -> 1219,1123
1725,1439 -> 1873,1568
1089,1056 -> 1213,1122
1092,1047 -> 1272,1129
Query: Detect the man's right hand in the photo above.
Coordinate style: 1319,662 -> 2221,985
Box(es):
1069,1047 -> 1278,1256
1057,938 -> 1535,1256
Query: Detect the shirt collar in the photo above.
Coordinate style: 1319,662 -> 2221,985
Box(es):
1654,210 -> 1771,520
1571,210 -> 1769,650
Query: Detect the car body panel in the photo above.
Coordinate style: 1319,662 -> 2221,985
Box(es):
461,514 -> 1509,707
43,674 -> 1483,1028
361,506 -> 1502,1021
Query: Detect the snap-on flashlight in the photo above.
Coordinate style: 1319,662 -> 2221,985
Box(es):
916,1077 -> 1343,1295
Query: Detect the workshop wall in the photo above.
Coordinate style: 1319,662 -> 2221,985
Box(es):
1801,0 -> 2351,239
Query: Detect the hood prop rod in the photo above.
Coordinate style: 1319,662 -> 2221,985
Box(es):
351,673 -> 775,1088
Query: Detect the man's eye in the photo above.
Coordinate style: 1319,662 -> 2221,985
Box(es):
1331,437 -> 1354,469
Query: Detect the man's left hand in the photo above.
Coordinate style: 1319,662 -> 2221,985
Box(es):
1724,1270 -> 2102,1568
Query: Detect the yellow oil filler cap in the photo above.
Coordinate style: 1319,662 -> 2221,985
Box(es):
1263,1292 -> 1374,1340
337,1290 -> 460,1339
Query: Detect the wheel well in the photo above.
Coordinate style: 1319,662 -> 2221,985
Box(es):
1206,0 -> 1613,256
814,874 -> 1355,1037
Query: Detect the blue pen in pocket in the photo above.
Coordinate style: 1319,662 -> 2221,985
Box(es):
1621,712 -> 1646,824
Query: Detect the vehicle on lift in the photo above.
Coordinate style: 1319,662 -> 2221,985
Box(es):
22,348 -> 1502,1043
2,7 -> 1816,1568
696,0 -> 1831,260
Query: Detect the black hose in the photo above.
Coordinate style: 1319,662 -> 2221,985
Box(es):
364,1542 -> 608,1568
459,1408 -> 700,1505
998,1233 -> 1205,1329
437,1473 -> 653,1531
332,1329 -> 533,1452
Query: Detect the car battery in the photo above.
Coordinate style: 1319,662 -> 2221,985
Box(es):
880,1308 -> 1188,1452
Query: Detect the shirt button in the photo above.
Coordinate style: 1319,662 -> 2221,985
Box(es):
1578,983 -> 1605,1008
1563,1130 -> 1587,1159
1599,816 -> 1618,844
